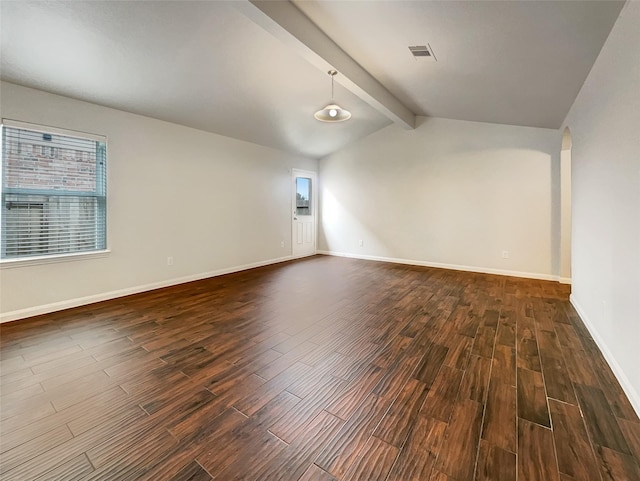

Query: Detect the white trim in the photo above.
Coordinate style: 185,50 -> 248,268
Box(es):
570,294 -> 640,418
0,255 -> 293,323
558,277 -> 572,285
317,250 -> 561,282
0,249 -> 111,269
291,251 -> 318,260
2,118 -> 106,142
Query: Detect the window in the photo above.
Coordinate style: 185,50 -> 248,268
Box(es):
296,177 -> 311,215
1,120 -> 107,261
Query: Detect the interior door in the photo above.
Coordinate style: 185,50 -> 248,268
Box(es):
292,169 -> 317,258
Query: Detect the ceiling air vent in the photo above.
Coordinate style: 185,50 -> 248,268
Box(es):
409,44 -> 436,61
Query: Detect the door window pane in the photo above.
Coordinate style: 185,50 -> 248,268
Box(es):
296,177 -> 311,215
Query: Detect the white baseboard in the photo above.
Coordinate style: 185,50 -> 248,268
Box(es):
570,294 -> 640,418
317,250 -> 563,282
558,277 -> 572,285
0,255 -> 293,324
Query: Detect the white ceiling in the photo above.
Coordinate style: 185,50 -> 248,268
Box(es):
295,0 -> 625,129
0,1 -> 625,159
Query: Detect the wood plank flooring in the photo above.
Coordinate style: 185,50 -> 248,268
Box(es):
1,255 -> 639,480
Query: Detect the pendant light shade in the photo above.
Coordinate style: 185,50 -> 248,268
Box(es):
314,103 -> 352,122
314,70 -> 351,122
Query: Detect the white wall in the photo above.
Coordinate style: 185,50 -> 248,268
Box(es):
562,2 -> 640,413
318,116 -> 561,280
0,82 -> 316,321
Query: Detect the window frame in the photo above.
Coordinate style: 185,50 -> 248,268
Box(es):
0,119 -> 110,268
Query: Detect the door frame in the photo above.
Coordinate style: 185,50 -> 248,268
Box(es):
291,168 -> 318,258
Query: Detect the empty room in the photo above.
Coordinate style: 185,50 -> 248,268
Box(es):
0,1 -> 638,480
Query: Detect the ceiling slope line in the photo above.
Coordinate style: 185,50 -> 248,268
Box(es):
236,0 -> 416,130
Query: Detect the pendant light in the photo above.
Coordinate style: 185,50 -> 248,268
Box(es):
314,70 -> 351,122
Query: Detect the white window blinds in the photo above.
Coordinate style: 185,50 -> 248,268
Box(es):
1,121 -> 107,260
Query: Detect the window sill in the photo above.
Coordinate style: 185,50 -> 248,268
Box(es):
0,249 -> 111,269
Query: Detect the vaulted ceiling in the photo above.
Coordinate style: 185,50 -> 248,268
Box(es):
0,1 -> 625,159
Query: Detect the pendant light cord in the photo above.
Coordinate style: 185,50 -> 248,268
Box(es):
331,73 -> 334,101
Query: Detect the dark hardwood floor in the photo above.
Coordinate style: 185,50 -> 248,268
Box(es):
1,255 -> 639,481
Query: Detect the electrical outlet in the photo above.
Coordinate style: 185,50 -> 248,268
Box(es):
501,250 -> 509,259
167,256 -> 174,266
359,239 -> 364,247
280,241 -> 285,248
